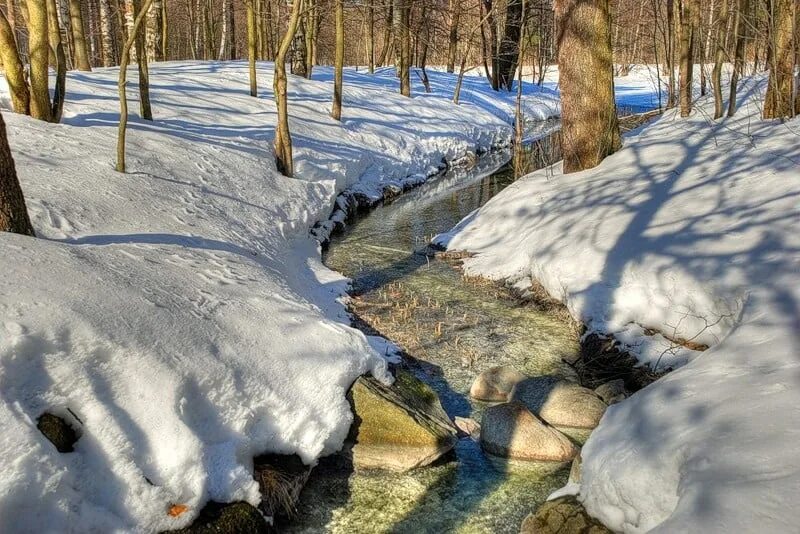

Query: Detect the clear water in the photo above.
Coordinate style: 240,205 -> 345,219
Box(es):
287,123 -> 582,533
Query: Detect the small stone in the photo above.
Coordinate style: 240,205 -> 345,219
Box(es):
171,502 -> 270,533
345,370 -> 457,471
594,379 -> 627,405
37,412 -> 79,453
510,376 -> 607,430
520,496 -> 612,533
469,366 -> 527,402
454,416 -> 481,440
479,401 -> 578,462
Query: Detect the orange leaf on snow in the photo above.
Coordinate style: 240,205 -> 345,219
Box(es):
168,504 -> 189,517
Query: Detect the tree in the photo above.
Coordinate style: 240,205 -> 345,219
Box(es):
0,111 -> 35,236
727,0 -> 748,116
131,0 -> 153,120
273,0 -> 304,177
0,11 -> 31,114
712,0 -> 730,119
46,0 -> 67,122
332,0 -> 344,120
247,0 -> 257,96
116,0 -> 155,172
555,0 -> 621,173
678,0 -> 697,117
68,0 -> 92,70
28,0 -> 53,121
98,0 -> 115,66
446,0 -> 460,73
498,0 -> 523,91
367,0 -> 375,73
762,0 -> 798,119
395,0 -> 410,97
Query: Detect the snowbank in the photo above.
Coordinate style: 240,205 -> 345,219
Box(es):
0,61 -> 541,531
436,76 -> 800,531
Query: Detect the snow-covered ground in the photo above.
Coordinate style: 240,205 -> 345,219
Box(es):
0,61 -> 662,531
436,75 -> 800,532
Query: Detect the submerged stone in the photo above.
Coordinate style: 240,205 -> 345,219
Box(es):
510,376 -> 607,430
479,401 -> 578,462
520,496 -> 612,534
37,412 -> 79,453
171,502 -> 270,533
344,369 -> 457,471
469,366 -> 527,402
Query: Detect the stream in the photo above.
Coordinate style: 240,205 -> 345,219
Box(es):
285,122 -> 583,533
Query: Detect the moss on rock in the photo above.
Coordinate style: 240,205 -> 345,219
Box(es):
346,369 -> 457,471
520,496 -> 612,534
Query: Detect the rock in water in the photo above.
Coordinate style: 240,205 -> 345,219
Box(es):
510,376 -> 607,430
479,401 -> 578,462
520,496 -> 612,534
469,366 -> 527,402
345,370 -> 457,471
171,502 -> 270,533
594,379 -> 627,405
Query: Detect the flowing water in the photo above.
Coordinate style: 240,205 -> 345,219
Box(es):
286,123 -> 583,533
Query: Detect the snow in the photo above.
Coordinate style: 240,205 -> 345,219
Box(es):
0,61 -> 553,531
435,74 -> 800,532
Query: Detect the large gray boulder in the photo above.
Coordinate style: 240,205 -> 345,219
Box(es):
479,401 -> 578,462
510,376 -> 607,430
344,370 -> 457,471
470,366 -> 527,402
520,496 -> 612,534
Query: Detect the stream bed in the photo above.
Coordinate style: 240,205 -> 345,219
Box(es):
285,123 -> 582,533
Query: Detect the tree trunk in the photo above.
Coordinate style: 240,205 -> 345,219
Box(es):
247,0 -> 256,95
68,0 -> 91,69
712,0 -> 730,119
367,0 -> 375,73
133,0 -> 152,119
117,0 -> 155,172
0,111 -> 35,236
98,0 -> 114,65
161,0 -> 167,59
332,0 -> 344,120
762,0 -> 797,119
291,11 -> 307,76
498,0 -> 523,91
28,0 -> 52,121
395,0 -> 410,97
377,0 -> 392,66
678,0 -> 696,117
482,0 -> 499,90
0,11 -> 30,114
124,0 -> 136,60
727,0 -> 748,116
666,0 -> 677,108
148,0 -> 162,61
47,0 -> 66,122
305,0 -> 317,77
447,0 -> 460,73
273,0 -> 303,177
218,0 -> 228,60
555,0 -> 621,173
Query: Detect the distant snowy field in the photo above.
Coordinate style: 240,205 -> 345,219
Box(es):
0,61 -> 659,531
437,76 -> 800,532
